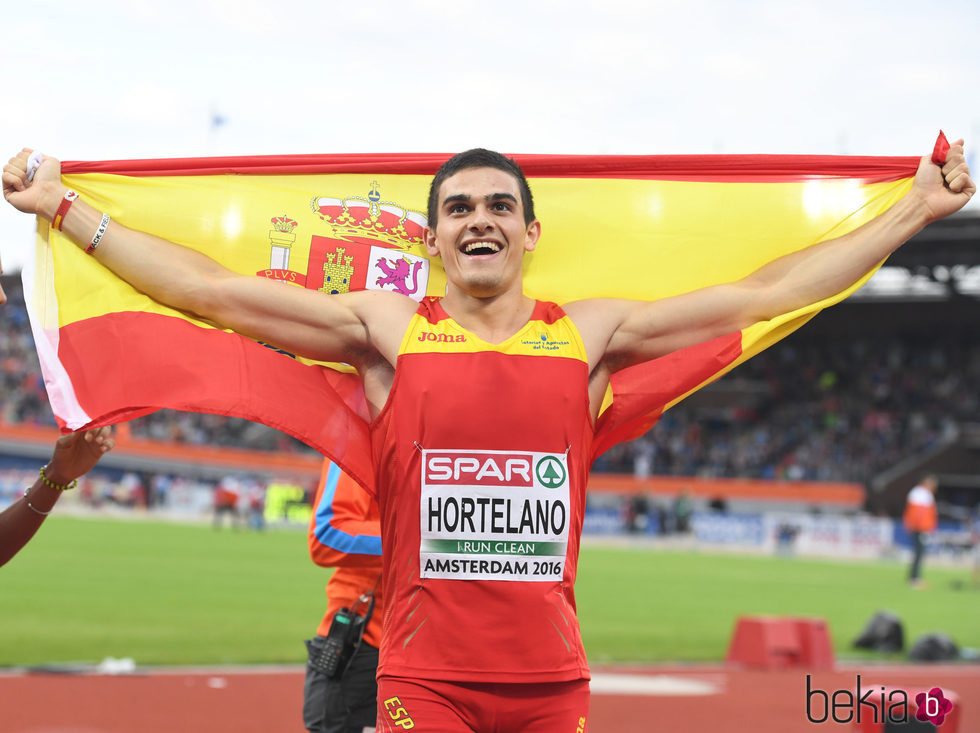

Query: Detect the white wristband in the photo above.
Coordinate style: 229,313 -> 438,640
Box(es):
86,213 -> 110,254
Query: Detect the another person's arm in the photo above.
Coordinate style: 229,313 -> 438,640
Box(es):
0,426 -> 114,567
308,461 -> 381,569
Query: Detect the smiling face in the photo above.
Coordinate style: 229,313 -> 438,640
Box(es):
424,167 -> 540,300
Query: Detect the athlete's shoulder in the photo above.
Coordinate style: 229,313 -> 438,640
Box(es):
558,297 -> 624,336
416,295 -> 448,324
530,300 -> 579,332
347,289 -> 419,339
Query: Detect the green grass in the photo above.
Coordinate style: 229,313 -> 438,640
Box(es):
576,547 -> 980,664
1,517 -> 327,666
2,517 -> 977,666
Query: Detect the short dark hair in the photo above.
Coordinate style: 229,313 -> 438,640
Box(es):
427,148 -> 535,229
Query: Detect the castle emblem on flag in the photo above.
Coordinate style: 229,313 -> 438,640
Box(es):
322,247 -> 355,295
258,182 -> 430,301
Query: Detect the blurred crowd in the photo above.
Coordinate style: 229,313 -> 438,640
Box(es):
596,337 -> 978,484
0,279 -> 50,425
2,275 -> 976,484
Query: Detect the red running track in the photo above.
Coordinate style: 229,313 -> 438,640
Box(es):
0,663 -> 977,732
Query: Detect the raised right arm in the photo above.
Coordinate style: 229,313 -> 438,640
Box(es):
2,150 -> 409,366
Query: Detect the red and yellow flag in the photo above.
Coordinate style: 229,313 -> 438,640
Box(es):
25,152 -> 918,489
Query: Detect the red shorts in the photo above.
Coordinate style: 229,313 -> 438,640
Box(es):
376,676 -> 590,733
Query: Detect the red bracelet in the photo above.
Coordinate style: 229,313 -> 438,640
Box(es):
52,190 -> 78,231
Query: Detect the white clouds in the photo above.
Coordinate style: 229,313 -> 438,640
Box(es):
116,84 -> 195,126
0,0 -> 977,270
2,0 -> 974,156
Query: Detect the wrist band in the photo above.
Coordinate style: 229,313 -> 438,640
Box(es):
39,465 -> 78,492
86,213 -> 110,254
23,489 -> 53,516
52,190 -> 79,231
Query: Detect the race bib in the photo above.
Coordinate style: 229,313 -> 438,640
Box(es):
420,449 -> 570,582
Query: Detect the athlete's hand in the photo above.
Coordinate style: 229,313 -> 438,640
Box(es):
2,148 -> 64,218
911,138 -> 975,223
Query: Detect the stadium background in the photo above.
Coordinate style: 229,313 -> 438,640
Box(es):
2,212 -> 976,527
0,211 -> 977,732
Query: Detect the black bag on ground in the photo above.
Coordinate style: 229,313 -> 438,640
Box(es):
909,632 -> 959,662
852,611 -> 904,653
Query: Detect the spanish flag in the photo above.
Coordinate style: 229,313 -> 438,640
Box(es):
25,152 -> 919,489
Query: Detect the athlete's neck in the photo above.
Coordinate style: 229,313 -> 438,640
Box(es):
440,289 -> 537,344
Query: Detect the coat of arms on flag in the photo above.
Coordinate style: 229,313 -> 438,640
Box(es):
257,181 -> 430,300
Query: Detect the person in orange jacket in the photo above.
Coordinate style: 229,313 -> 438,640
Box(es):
304,460 -> 382,733
903,475 -> 939,588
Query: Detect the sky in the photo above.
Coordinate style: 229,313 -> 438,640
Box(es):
2,0 -> 978,272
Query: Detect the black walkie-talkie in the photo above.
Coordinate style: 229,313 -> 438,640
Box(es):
311,607 -> 357,677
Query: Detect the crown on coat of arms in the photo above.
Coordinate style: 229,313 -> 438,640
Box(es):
271,215 -> 298,233
310,180 -> 427,250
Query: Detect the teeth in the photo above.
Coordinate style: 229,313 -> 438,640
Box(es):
463,241 -> 501,253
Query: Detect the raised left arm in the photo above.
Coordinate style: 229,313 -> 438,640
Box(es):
570,139 -> 974,376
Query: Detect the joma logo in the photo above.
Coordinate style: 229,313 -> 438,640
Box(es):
417,332 -> 466,343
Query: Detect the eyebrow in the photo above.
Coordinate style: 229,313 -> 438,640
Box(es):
442,192 -> 518,208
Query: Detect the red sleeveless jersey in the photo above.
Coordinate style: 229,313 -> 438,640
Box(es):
369,297 -> 593,683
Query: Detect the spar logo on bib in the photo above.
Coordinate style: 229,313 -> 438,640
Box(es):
424,452 -> 535,487
535,456 -> 566,488
420,449 -> 571,582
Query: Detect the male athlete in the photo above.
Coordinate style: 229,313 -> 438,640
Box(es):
3,142 -> 974,731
